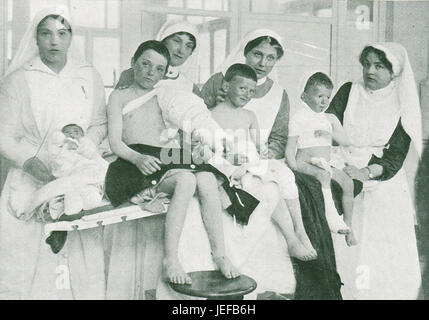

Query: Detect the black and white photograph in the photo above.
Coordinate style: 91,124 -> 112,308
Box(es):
0,0 -> 428,304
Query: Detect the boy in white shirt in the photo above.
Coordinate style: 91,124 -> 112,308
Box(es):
286,72 -> 357,246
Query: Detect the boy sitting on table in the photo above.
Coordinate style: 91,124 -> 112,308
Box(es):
106,40 -> 241,285
209,63 -> 317,261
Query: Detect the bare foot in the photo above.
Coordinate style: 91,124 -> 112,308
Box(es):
288,237 -> 317,261
164,259 -> 192,285
325,211 -> 351,235
296,229 -> 317,258
345,230 -> 358,247
213,255 -> 240,279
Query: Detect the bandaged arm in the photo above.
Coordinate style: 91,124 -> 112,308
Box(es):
158,88 -> 229,154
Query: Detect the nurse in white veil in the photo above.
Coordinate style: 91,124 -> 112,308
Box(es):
200,29 -> 344,300
115,19 -> 201,95
0,6 -> 107,299
328,42 -> 422,299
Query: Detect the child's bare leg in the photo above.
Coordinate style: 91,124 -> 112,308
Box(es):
332,169 -> 357,246
285,197 -> 317,256
195,172 -> 240,279
273,160 -> 316,254
157,171 -> 197,284
271,198 -> 317,261
297,159 -> 350,234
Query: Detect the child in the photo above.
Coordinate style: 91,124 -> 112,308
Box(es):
210,63 -> 317,261
45,123 -> 108,219
106,40 -> 240,285
286,72 -> 357,246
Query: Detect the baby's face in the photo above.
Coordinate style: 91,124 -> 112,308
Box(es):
303,85 -> 332,113
62,125 -> 84,140
227,76 -> 256,108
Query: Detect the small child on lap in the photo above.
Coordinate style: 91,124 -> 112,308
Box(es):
210,63 -> 317,261
286,72 -> 357,246
46,123 -> 107,218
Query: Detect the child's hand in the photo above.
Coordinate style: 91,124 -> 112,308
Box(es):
133,154 -> 162,176
314,130 -> 331,138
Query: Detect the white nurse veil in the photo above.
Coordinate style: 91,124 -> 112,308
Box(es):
156,19 -> 200,84
216,28 -> 285,83
4,5 -> 84,77
371,42 -> 423,157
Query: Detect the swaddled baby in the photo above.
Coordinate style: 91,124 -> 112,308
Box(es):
46,124 -> 108,219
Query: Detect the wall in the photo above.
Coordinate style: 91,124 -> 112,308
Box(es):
389,0 -> 429,207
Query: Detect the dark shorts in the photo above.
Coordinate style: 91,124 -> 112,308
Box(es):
105,144 -> 259,225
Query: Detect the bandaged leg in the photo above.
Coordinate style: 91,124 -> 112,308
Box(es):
321,187 -> 350,234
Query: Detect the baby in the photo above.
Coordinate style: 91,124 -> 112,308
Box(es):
45,123 -> 108,219
210,63 -> 317,261
286,72 -> 357,246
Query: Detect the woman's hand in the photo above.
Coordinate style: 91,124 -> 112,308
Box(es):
215,87 -> 227,105
133,154 -> 162,175
23,157 -> 55,183
230,165 -> 248,186
260,146 -> 273,159
343,165 -> 368,181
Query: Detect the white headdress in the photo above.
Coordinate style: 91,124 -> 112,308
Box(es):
216,28 -> 285,82
296,69 -> 334,114
156,19 -> 200,83
4,5 -> 84,77
370,42 -> 422,156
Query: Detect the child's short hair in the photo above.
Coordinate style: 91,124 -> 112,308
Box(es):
304,72 -> 333,92
62,124 -> 84,135
224,63 -> 257,83
132,40 -> 171,69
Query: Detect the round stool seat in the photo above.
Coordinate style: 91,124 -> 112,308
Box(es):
169,270 -> 257,299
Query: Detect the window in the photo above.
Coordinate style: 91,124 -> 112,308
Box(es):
250,0 -> 333,18
145,0 -> 230,11
347,0 -> 374,23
